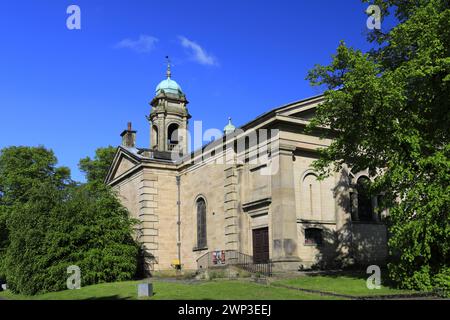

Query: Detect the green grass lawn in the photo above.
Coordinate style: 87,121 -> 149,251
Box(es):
0,279 -> 341,300
274,275 -> 417,297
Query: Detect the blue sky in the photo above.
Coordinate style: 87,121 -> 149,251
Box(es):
0,0 -> 384,182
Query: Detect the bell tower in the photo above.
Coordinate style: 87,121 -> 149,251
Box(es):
148,57 -> 191,156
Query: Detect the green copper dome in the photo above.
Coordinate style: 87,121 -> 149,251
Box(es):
224,117 -> 236,135
155,57 -> 183,96
155,78 -> 183,96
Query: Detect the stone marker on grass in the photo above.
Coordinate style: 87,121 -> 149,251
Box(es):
138,283 -> 153,297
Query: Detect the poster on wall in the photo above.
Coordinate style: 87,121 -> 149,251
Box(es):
212,250 -> 226,265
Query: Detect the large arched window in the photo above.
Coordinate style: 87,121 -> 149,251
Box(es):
356,176 -> 373,221
196,197 -> 207,249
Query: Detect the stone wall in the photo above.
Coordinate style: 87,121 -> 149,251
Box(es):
111,124 -> 388,273
150,170 -> 178,271
179,157 -> 229,270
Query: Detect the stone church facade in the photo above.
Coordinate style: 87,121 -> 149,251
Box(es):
105,66 -> 388,273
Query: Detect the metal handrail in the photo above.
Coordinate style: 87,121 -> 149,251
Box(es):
196,250 -> 272,276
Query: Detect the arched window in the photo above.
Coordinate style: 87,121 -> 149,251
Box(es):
196,197 -> 207,249
167,123 -> 179,150
301,172 -> 321,219
357,176 -> 373,221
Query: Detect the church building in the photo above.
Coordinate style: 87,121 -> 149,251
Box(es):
105,64 -> 388,273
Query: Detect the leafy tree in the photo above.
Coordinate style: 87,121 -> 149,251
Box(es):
4,183 -> 138,295
307,0 -> 449,293
0,208 -> 8,282
0,146 -> 138,295
3,182 -> 63,294
0,146 -> 71,205
0,146 -> 71,282
79,146 -> 117,184
60,183 -> 139,286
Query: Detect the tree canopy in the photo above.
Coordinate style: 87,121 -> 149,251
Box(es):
0,146 -> 138,295
307,0 -> 449,293
79,146 -> 116,184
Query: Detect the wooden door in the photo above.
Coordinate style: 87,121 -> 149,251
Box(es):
252,227 -> 269,263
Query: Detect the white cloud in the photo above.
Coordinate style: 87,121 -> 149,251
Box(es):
179,36 -> 218,66
115,35 -> 159,53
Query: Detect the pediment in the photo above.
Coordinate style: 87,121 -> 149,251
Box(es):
242,94 -> 325,131
276,95 -> 324,120
115,156 -> 136,177
105,148 -> 140,184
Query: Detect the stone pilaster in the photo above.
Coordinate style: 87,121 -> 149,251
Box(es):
138,173 -> 158,270
334,168 -> 354,267
270,145 -> 301,271
224,165 -> 240,253
179,116 -> 189,156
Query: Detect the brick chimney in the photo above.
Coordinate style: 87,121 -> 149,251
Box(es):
120,122 -> 137,148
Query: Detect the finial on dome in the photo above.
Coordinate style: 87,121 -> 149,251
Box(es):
166,56 -> 171,78
155,57 -> 184,96
224,117 -> 236,135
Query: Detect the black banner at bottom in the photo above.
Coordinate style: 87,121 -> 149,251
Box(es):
0,299 -> 447,319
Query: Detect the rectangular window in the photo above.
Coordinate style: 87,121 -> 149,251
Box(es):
305,228 -> 323,246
